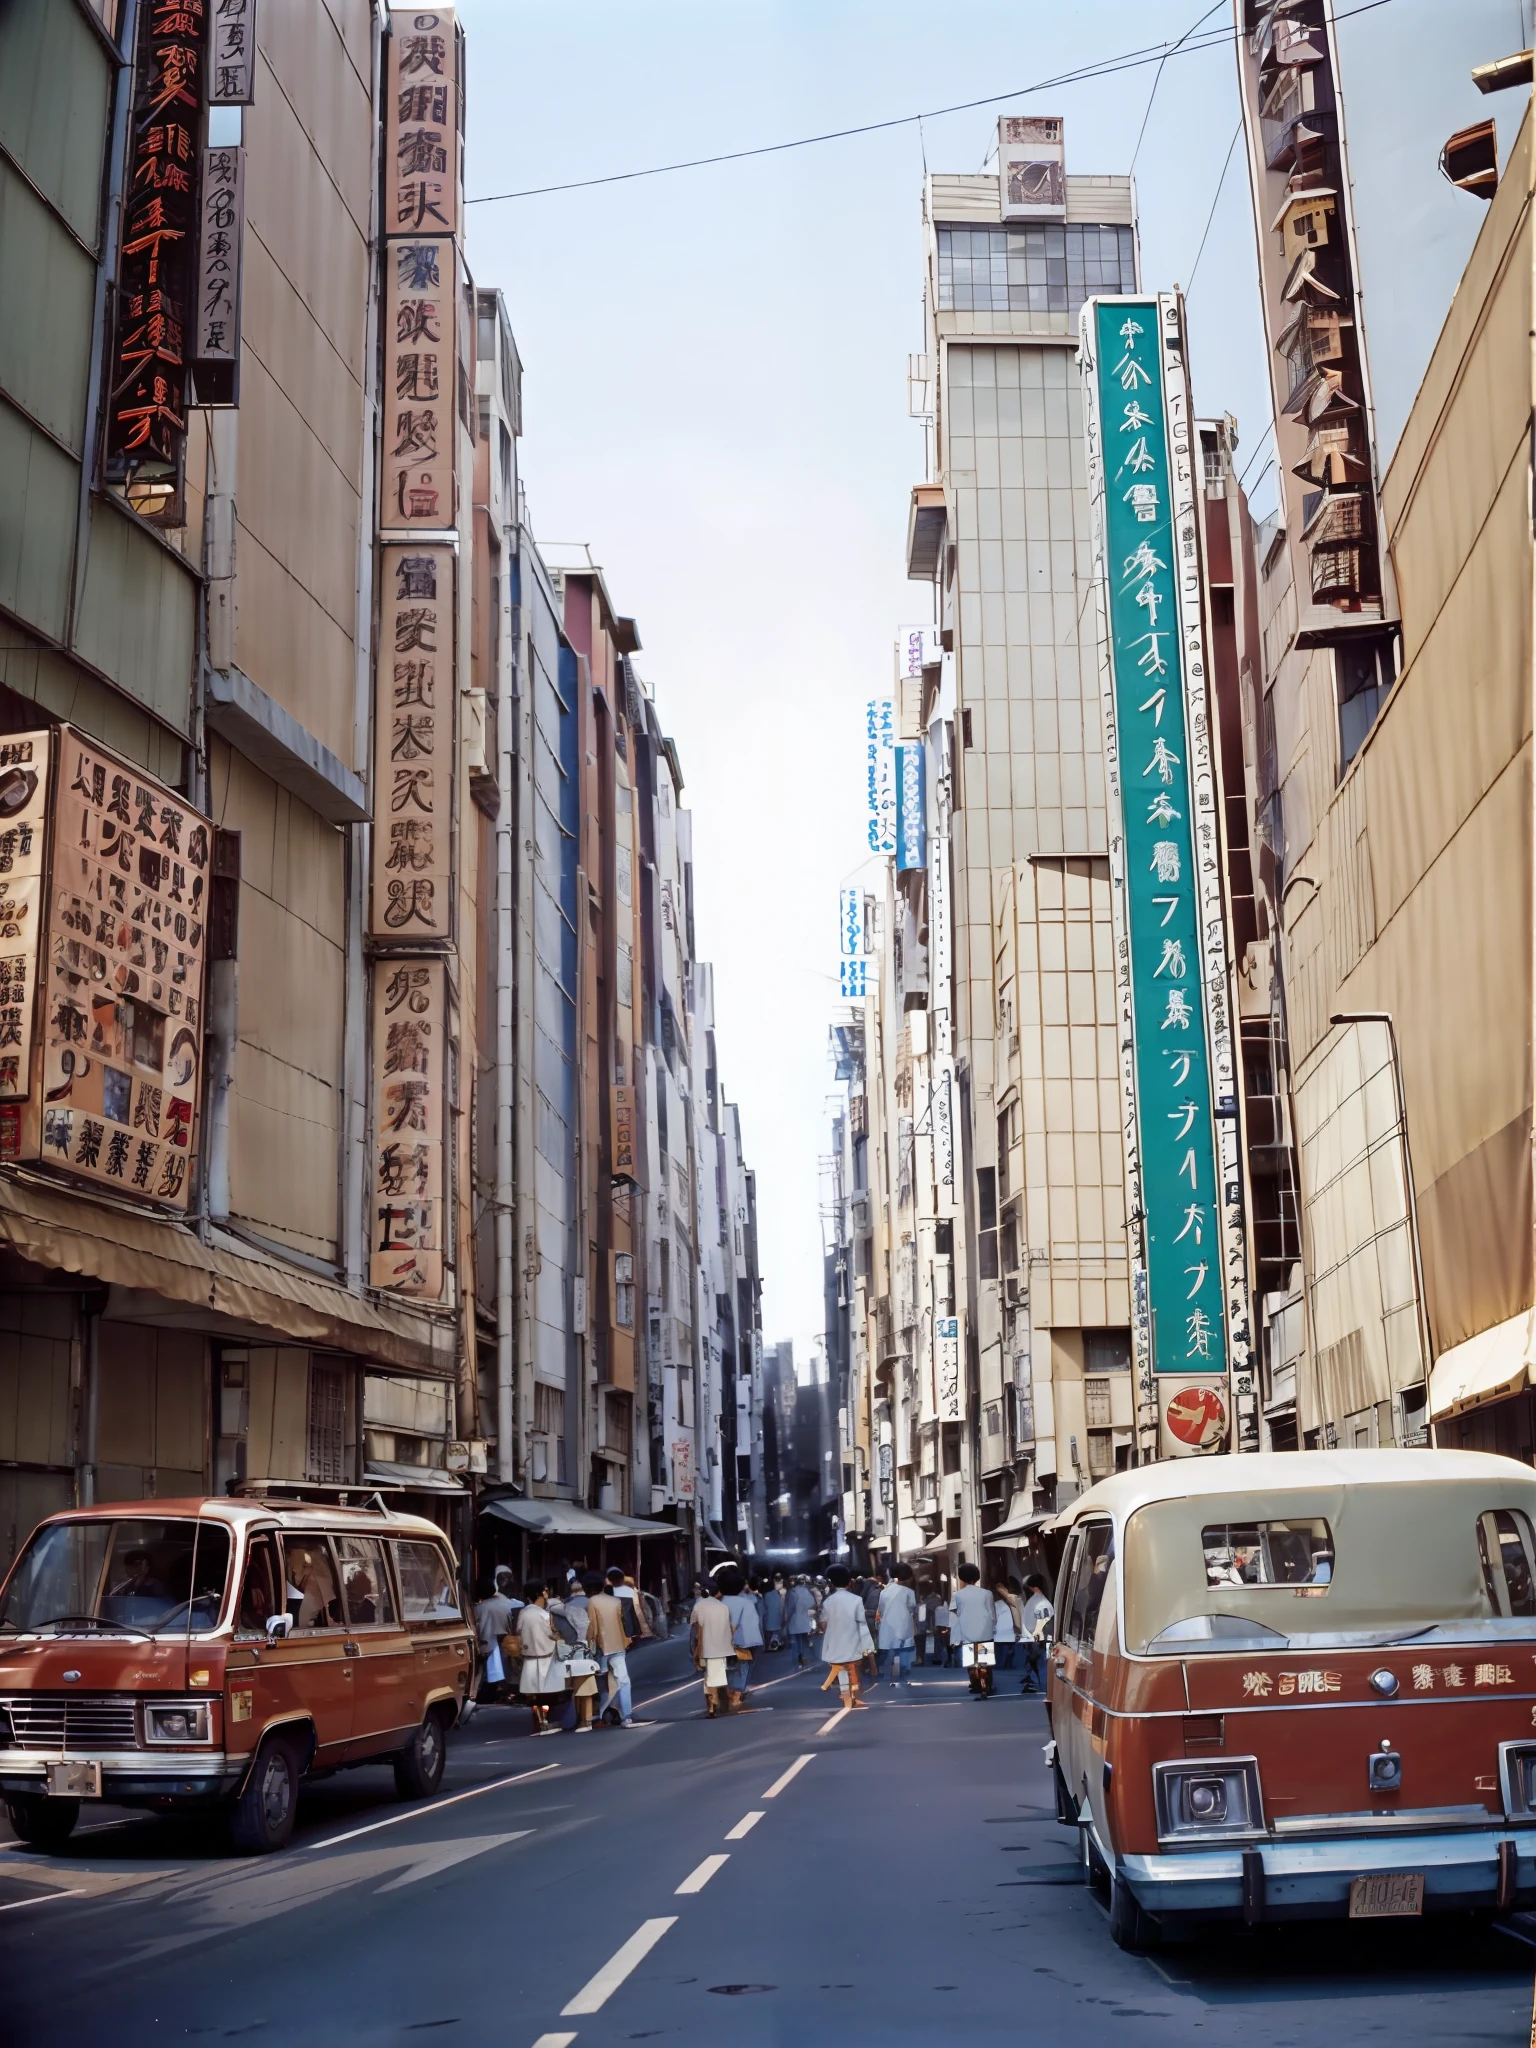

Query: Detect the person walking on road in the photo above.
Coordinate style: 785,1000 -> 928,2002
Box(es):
992,1574 -> 1022,1670
762,1574 -> 785,1651
876,1561 -> 918,1689
1019,1572 -> 1054,1695
690,1578 -> 737,1716
785,1574 -> 817,1668
588,1574 -> 635,1727
517,1581 -> 563,1735
720,1568 -> 763,1709
952,1562 -> 998,1699
820,1564 -> 874,1710
469,1569 -> 520,1713
933,1585 -> 954,1667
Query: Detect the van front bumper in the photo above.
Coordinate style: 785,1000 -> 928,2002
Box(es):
1121,1826 -> 1536,1918
0,1749 -> 246,1803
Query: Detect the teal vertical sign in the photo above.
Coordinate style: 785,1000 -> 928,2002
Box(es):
1087,298 -> 1226,1382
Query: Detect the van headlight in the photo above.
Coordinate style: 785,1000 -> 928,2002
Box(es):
1153,1757 -> 1263,1844
143,1702 -> 213,1745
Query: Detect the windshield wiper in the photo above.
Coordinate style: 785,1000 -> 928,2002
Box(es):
34,1614 -> 152,1639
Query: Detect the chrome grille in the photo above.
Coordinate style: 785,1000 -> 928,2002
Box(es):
0,1693 -> 139,1751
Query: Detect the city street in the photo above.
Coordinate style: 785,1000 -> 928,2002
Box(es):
2,1635 -> 1531,2047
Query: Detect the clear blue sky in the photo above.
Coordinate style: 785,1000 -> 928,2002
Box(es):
457,0 -> 1282,1354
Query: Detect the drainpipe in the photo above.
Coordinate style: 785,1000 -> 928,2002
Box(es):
494,561 -> 516,1480
1327,1011 -> 1435,1444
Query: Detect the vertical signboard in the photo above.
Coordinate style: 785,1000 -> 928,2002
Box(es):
0,735 -> 50,1118
998,115 -> 1066,221
937,1316 -> 961,1423
192,145 -> 244,405
35,730 -> 209,1211
208,0 -> 258,103
104,0 -> 205,500
895,745 -> 926,872
611,1084 -> 635,1176
383,8 -> 460,239
379,236 -> 456,531
1081,293 -> 1246,1457
896,625 -> 941,681
864,699 -> 895,854
372,544 -> 455,942
370,957 -> 446,1298
837,885 -> 867,999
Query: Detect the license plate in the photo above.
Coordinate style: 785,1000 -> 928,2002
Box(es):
46,1760 -> 101,1800
1349,1872 -> 1424,1918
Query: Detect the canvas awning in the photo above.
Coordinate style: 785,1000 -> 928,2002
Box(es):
479,1497 -> 677,1539
984,1507 -> 1054,1543
1429,1309 -> 1536,1420
0,1168 -> 455,1376
364,1461 -> 465,1494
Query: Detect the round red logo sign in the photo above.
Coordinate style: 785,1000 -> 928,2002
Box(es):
1164,1384 -> 1228,1450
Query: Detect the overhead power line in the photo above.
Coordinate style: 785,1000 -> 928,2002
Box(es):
465,0 -> 1400,208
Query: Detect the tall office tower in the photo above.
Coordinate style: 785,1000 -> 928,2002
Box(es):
906,123 -> 1141,1535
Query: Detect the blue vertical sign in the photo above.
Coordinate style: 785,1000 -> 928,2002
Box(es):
1084,296 -> 1227,1388
895,744 -> 926,872
838,885 -> 867,999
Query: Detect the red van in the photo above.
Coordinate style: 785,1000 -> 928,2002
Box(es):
0,1495 -> 473,1853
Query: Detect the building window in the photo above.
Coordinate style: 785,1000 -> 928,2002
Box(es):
1336,629 -> 1399,774
306,1364 -> 347,1484
1084,1328 -> 1132,1373
936,223 -> 1136,317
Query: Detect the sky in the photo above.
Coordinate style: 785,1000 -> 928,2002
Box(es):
455,0 -> 1288,1356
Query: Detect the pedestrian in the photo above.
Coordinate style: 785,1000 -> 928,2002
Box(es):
589,1572 -> 636,1727
952,1562 -> 998,1698
690,1577 -> 737,1716
720,1567 -> 763,1709
1019,1572 -> 1054,1695
992,1572 -> 1022,1670
819,1564 -> 874,1709
784,1573 -> 817,1668
762,1574 -> 785,1651
861,1572 -> 882,1627
613,1569 -> 653,1643
516,1581 -> 564,1735
913,1583 -> 930,1665
469,1568 -> 521,1714
933,1583 -> 953,1667
877,1561 -> 918,1689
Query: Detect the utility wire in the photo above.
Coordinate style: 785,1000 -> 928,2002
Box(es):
1236,417 -> 1275,487
1184,121 -> 1243,294
1129,0 -> 1225,175
465,0 -> 1399,208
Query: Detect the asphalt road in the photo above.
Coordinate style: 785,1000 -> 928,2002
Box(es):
2,1634 -> 1533,2045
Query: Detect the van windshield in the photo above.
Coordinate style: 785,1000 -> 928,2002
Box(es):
0,1518 -> 232,1637
1123,1481 -> 1536,1655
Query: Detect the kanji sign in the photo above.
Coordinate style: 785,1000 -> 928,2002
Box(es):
35,730 -> 209,1211
104,0 -> 206,493
371,544 -> 454,942
370,956 -> 446,1298
208,0 -> 257,104
0,734 -> 50,1108
384,8 -> 459,240
379,237 -> 456,531
1082,294 -> 1247,1440
865,699 -> 895,854
192,145 -> 244,402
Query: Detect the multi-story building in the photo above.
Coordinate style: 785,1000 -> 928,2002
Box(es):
1229,1 -> 1534,1453
900,125 -> 1141,1537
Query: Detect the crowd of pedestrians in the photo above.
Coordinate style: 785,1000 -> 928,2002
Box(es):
469,1555 -> 1056,1731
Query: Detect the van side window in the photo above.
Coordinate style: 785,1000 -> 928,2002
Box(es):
336,1536 -> 398,1628
1477,1510 -> 1536,1616
394,1540 -> 461,1621
282,1536 -> 342,1629
237,1534 -> 280,1634
1053,1531 -> 1083,1634
1068,1523 -> 1114,1646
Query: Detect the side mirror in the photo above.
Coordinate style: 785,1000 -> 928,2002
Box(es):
266,1613 -> 293,1641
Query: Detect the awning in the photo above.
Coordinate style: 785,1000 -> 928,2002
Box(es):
478,1497 -> 677,1540
984,1508 -> 1054,1543
364,1461 -> 466,1494
0,1168 -> 454,1376
1429,1309 -> 1536,1420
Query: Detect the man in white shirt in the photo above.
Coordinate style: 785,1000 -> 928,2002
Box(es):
1019,1572 -> 1054,1694
818,1565 -> 872,1710
876,1563 -> 919,1689
951,1561 -> 998,1698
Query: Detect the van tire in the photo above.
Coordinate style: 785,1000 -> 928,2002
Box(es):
5,1795 -> 79,1852
230,1736 -> 299,1854
1109,1870 -> 1160,1952
394,1707 -> 448,1800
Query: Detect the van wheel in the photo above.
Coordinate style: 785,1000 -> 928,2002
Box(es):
5,1796 -> 79,1852
394,1707 -> 447,1799
1109,1870 -> 1160,1952
230,1737 -> 299,1854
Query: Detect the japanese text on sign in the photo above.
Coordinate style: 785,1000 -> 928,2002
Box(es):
372,544 -> 454,942
380,238 -> 455,530
370,957 -> 445,1298
384,9 -> 459,240
0,735 -> 50,1105
39,731 -> 209,1211
865,699 -> 895,854
194,146 -> 244,375
208,0 -> 257,104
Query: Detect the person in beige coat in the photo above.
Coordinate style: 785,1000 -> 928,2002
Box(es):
517,1583 -> 563,1735
587,1578 -> 635,1727
689,1584 -> 737,1716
